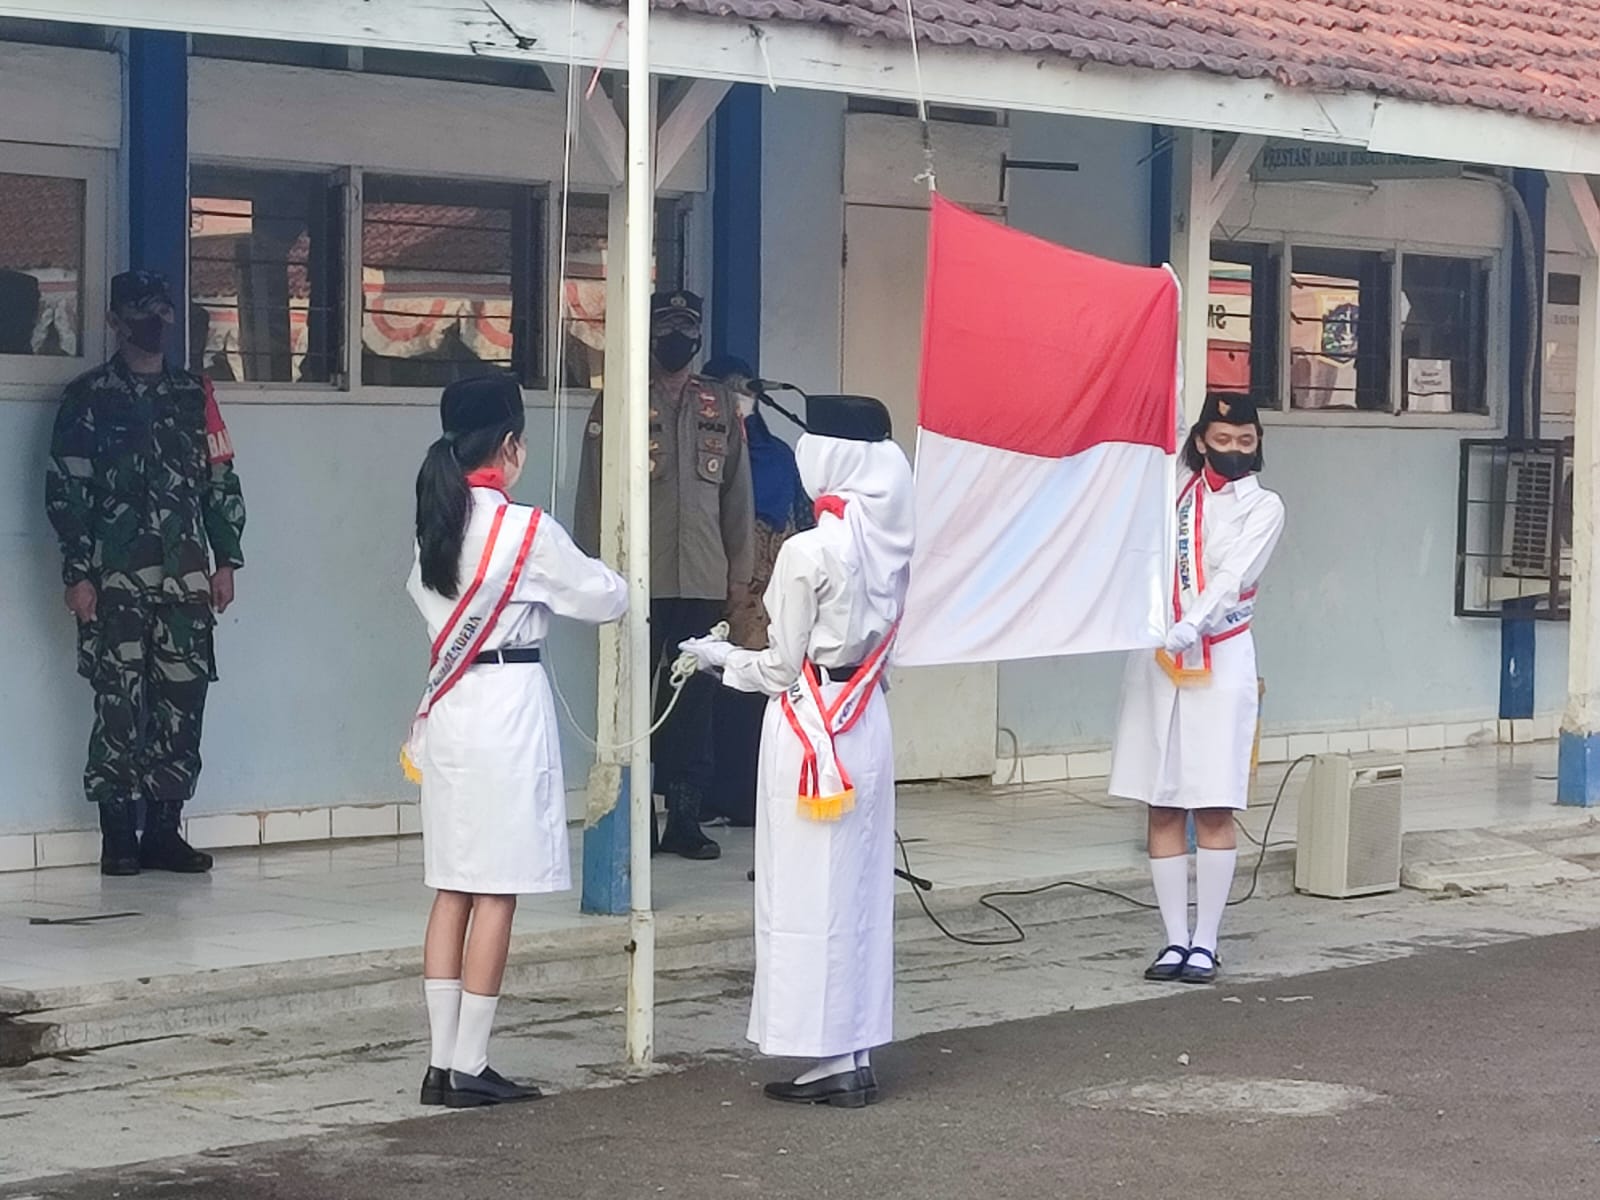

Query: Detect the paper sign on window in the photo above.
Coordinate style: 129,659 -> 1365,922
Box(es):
1407,358 -> 1453,413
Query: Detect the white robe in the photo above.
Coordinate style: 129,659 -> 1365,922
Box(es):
408,488 -> 627,894
1109,472 -> 1285,811
721,522 -> 899,1059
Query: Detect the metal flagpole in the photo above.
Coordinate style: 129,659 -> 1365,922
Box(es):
623,0 -> 656,1066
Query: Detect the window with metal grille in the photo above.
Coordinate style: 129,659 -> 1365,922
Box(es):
360,175 -> 543,389
1455,438 -> 1571,620
189,166 -> 344,384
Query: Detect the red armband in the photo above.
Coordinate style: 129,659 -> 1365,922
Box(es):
202,376 -> 235,464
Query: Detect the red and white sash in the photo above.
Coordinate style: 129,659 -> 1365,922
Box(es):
1158,474 -> 1255,684
778,621 -> 899,822
401,503 -> 542,782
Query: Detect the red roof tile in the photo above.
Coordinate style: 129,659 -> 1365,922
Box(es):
651,0 -> 1600,125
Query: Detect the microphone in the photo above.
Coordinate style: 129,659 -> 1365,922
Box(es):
747,378 -> 798,393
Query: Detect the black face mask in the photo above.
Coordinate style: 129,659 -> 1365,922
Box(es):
1206,448 -> 1256,481
124,315 -> 166,355
653,332 -> 700,373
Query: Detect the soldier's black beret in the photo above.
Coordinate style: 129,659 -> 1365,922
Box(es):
806,394 -> 892,442
441,373 -> 524,437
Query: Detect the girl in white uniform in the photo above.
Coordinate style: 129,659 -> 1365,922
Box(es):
1109,393 -> 1284,985
680,395 -> 913,1109
406,375 -> 627,1108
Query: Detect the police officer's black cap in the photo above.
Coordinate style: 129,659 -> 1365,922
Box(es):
110,270 -> 174,313
1199,392 -> 1261,429
806,394 -> 892,442
441,373 -> 525,436
651,289 -> 703,323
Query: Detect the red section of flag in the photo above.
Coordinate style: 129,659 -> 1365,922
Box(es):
917,195 -> 1178,458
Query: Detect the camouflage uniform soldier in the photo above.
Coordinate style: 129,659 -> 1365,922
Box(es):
46,270 -> 246,876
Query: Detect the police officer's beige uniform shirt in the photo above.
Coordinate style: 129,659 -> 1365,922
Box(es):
575,374 -> 755,602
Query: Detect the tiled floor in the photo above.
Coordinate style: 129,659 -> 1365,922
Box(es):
0,742 -> 1573,996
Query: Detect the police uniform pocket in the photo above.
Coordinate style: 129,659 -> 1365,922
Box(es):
696,449 -> 724,484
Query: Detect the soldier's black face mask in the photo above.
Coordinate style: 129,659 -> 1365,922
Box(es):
123,315 -> 166,355
653,331 -> 700,373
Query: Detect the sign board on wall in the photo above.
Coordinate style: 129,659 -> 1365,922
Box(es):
1254,141 -> 1466,184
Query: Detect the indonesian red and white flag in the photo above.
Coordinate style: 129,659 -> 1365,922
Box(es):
897,196 -> 1179,667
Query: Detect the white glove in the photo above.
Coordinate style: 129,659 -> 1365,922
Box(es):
1163,621 -> 1200,655
677,636 -> 733,675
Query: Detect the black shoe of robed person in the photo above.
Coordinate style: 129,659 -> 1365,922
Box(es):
1143,945 -> 1190,982
859,1065 -> 880,1106
444,1066 -> 544,1108
1180,946 -> 1220,984
763,1069 -> 870,1109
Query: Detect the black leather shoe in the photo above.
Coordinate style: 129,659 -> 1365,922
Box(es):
140,830 -> 213,874
659,784 -> 722,861
1180,946 -> 1220,984
444,1066 -> 543,1108
420,1066 -> 449,1106
660,828 -> 722,860
99,803 -> 140,877
1143,944 -> 1191,982
859,1065 -> 880,1106
763,1070 -> 869,1109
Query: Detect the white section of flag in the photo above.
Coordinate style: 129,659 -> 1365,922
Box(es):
896,430 -> 1176,667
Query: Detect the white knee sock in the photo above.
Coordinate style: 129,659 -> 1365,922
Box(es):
794,1054 -> 856,1085
854,1049 -> 871,1069
1149,853 -> 1191,964
452,991 -> 500,1078
423,978 -> 462,1071
1191,847 -> 1239,954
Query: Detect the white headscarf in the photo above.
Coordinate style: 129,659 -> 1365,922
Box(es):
795,433 -> 916,626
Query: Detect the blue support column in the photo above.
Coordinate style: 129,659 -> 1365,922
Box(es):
710,85 -> 762,370
581,765 -> 633,912
1501,169 -> 1548,722
126,30 -> 189,351
1557,734 -> 1600,806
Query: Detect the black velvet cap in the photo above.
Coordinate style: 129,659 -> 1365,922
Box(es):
807,394 -> 893,442
441,373 -> 524,436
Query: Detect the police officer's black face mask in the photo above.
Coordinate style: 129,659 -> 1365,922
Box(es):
653,331 -> 700,373
122,314 -> 166,355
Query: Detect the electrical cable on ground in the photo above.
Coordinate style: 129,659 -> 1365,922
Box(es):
898,755 -> 1314,947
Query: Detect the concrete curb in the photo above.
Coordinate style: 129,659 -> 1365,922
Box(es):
1,852 -> 1299,1066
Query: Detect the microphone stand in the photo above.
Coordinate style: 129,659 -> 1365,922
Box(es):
753,383 -> 810,433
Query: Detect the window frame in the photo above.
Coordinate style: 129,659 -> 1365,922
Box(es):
356,169 -> 547,394
1212,231 -> 1505,430
0,141 -> 112,396
188,157 -> 349,393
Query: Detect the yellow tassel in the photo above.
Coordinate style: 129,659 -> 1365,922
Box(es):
798,788 -> 855,822
400,743 -> 423,786
1155,648 -> 1212,688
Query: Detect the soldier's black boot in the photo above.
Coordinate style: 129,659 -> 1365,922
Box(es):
139,802 -> 213,874
99,802 -> 140,877
658,782 -> 720,861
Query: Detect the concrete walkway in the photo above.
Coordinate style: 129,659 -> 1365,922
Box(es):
0,742 -> 1594,1067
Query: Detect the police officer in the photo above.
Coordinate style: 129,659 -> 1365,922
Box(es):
576,290 -> 755,860
46,270 -> 247,877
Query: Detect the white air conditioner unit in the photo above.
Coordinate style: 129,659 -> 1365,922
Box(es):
1294,754 -> 1404,899
1500,451 -> 1573,582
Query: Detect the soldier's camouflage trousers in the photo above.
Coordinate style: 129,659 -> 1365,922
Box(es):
79,599 -> 215,817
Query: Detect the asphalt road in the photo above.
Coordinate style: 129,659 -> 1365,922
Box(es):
9,929 -> 1598,1200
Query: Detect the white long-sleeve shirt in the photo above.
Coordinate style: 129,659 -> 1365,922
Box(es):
408,486 -> 627,646
1179,472 -> 1285,635
720,519 -> 897,698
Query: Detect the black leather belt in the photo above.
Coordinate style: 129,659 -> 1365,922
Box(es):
474,647 -> 542,665
816,662 -> 864,683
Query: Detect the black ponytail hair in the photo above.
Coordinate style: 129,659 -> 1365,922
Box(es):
415,413 -> 526,598
1183,391 -> 1265,475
